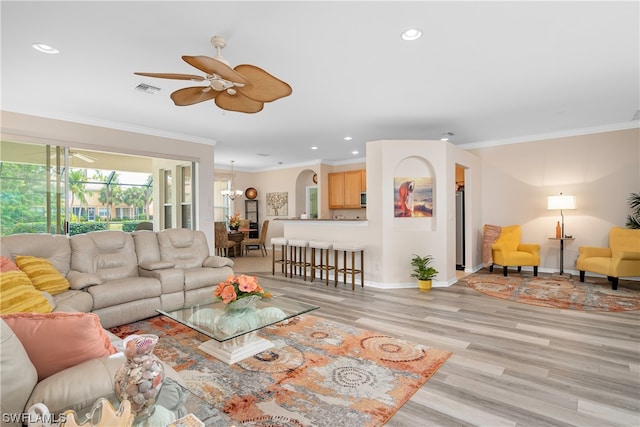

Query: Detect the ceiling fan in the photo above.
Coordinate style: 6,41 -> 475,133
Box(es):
134,36 -> 292,114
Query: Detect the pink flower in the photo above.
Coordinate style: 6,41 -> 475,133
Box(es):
237,274 -> 258,293
219,284 -> 237,304
214,274 -> 270,304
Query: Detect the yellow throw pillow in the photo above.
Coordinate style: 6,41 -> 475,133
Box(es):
0,270 -> 53,314
15,256 -> 70,296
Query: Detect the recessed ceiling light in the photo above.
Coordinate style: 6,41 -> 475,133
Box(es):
32,43 -> 59,54
344,136 -> 352,141
311,146 -> 318,150
352,150 -> 359,155
401,28 -> 422,41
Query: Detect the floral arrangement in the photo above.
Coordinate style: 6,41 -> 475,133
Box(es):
214,274 -> 271,304
227,211 -> 242,228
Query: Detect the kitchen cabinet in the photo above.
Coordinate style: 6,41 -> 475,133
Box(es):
328,169 -> 365,209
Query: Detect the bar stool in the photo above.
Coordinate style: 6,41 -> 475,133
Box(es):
309,241 -> 334,286
271,237 -> 288,276
333,242 -> 365,290
288,239 -> 310,281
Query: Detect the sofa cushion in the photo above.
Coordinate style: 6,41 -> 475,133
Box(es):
1,312 -> 118,381
157,229 -> 209,269
70,231 -> 139,281
15,255 -> 71,296
88,277 -> 161,310
0,233 -> 72,276
0,318 -> 39,423
52,290 -> 94,313
0,270 -> 54,314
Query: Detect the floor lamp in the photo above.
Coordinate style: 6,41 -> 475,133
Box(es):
547,193 -> 577,275
547,193 -> 577,238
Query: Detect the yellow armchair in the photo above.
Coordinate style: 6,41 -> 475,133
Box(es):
484,225 -> 540,277
577,227 -> 640,290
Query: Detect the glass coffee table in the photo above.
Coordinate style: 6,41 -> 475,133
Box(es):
65,377 -> 233,427
157,296 -> 319,364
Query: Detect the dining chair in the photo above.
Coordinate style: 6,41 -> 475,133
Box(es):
241,220 -> 269,256
214,221 -> 237,257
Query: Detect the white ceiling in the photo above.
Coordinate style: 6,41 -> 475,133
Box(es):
2,1 -> 638,171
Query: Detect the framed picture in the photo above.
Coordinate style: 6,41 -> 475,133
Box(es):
394,177 -> 433,217
266,192 -> 288,216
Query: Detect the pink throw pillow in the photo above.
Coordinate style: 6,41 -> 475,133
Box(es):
0,256 -> 19,272
1,312 -> 118,381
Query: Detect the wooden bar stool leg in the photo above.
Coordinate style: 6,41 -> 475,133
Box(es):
310,247 -> 316,282
351,250 -> 356,290
360,249 -> 364,288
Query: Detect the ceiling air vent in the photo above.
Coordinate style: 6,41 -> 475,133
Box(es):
133,83 -> 161,94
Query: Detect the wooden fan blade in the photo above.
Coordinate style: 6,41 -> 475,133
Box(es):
215,91 -> 263,113
170,86 -> 217,106
134,72 -> 204,81
233,64 -> 292,102
182,56 -> 248,84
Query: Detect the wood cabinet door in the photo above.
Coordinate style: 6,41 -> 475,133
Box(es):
328,172 -> 345,208
344,170 -> 363,208
361,169 -> 366,191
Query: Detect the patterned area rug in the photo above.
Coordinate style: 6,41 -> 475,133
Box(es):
465,272 -> 640,311
110,314 -> 451,426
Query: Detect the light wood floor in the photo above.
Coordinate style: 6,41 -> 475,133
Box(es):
230,252 -> 640,427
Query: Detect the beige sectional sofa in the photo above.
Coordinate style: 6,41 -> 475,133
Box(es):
0,228 -> 233,425
0,228 -> 234,328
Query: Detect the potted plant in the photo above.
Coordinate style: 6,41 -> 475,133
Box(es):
410,254 -> 438,291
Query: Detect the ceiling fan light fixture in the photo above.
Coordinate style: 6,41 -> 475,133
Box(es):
401,28 -> 422,41
211,79 -> 227,91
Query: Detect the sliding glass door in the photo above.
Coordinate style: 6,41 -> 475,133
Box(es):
0,140 -> 194,236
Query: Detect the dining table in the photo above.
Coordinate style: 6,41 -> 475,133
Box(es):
227,229 -> 249,256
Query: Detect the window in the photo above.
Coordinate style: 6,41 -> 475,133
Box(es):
162,169 -> 173,229
214,178 -> 231,222
180,164 -> 193,229
0,141 -> 191,236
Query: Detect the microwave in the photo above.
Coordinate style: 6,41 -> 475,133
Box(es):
360,192 -> 366,208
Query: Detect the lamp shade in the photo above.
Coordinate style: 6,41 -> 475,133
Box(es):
547,194 -> 576,210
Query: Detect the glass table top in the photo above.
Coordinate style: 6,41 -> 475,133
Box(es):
156,296 -> 319,342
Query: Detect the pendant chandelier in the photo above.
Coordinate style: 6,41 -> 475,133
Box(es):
221,160 -> 243,200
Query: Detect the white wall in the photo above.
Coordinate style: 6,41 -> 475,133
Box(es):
366,139 -> 483,287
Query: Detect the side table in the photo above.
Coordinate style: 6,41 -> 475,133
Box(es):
548,237 -> 575,275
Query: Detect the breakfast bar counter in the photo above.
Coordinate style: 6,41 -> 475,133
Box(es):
275,218 -> 370,243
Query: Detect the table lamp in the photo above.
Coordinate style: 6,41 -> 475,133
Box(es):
547,193 -> 576,238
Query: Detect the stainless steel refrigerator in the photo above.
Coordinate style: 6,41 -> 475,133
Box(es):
456,190 -> 465,270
